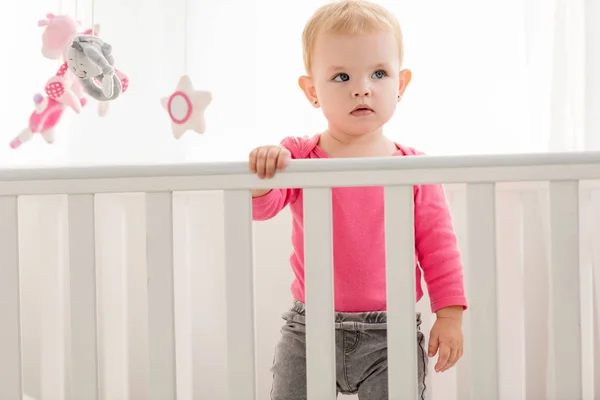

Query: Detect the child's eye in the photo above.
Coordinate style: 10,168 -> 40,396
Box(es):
333,73 -> 350,82
372,70 -> 387,79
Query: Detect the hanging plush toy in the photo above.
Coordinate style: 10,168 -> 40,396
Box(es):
9,93 -> 69,149
161,75 -> 212,139
66,35 -> 128,101
37,13 -> 127,116
9,13 -> 132,149
38,13 -> 78,60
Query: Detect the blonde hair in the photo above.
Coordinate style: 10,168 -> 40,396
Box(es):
301,0 -> 404,74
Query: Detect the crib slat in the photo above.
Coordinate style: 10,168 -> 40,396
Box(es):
591,190 -> 600,391
0,196 -> 22,400
223,190 -> 257,399
303,188 -> 336,399
145,192 -> 177,399
549,181 -> 582,398
466,183 -> 499,399
384,185 -> 418,398
68,194 -> 99,400
521,192 -> 550,399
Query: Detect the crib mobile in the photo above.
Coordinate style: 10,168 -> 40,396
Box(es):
10,13 -> 129,149
161,75 -> 212,139
160,0 -> 212,139
10,4 -> 211,148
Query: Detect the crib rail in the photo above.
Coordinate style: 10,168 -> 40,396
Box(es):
1,151 -> 600,399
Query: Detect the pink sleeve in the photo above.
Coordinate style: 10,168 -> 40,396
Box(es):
251,136 -> 305,221
414,183 -> 468,313
252,188 -> 297,220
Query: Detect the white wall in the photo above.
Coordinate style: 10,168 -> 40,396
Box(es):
16,183 -> 600,400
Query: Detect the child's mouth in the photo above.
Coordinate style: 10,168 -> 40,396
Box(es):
351,105 -> 373,116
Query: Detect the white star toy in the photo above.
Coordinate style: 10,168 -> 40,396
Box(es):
161,75 -> 212,139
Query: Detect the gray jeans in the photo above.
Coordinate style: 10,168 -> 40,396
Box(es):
270,301 -> 428,399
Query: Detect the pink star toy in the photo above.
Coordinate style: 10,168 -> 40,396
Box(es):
161,75 -> 212,139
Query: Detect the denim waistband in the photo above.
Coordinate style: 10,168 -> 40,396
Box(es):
283,300 -> 422,332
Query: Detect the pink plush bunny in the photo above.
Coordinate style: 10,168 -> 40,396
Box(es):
37,14 -> 87,112
38,13 -> 79,61
9,93 -> 76,149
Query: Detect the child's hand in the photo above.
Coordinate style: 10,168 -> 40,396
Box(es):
248,145 -> 291,179
428,309 -> 464,373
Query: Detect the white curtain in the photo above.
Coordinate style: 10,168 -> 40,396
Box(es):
2,0 -> 598,167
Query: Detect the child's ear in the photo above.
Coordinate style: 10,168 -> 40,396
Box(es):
398,69 -> 412,97
298,75 -> 319,107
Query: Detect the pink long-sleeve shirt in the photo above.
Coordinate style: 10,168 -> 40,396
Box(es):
252,134 -> 467,313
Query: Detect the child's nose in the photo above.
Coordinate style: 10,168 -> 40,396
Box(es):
353,88 -> 371,97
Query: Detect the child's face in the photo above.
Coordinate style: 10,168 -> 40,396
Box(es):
302,30 -> 409,136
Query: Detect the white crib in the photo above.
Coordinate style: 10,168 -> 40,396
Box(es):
1,152 -> 600,400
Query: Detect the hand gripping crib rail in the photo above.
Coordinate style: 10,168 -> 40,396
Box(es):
1,151 -> 600,399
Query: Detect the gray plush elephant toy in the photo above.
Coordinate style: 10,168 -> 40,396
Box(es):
66,35 -> 122,101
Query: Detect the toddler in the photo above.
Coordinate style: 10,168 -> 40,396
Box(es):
248,1 -> 467,399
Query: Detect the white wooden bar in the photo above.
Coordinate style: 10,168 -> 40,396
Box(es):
68,194 -> 99,400
591,189 -> 600,395
97,197 -> 129,400
1,153 -> 600,196
548,181 -> 582,398
579,190 -> 595,399
145,192 -> 177,399
303,188 -> 336,399
494,191 -> 525,398
466,183 -> 499,399
222,190 -> 257,400
41,197 -> 68,400
451,189 -> 472,400
123,195 -> 150,400
384,185 -> 418,398
521,192 -> 550,399
0,196 -> 22,400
